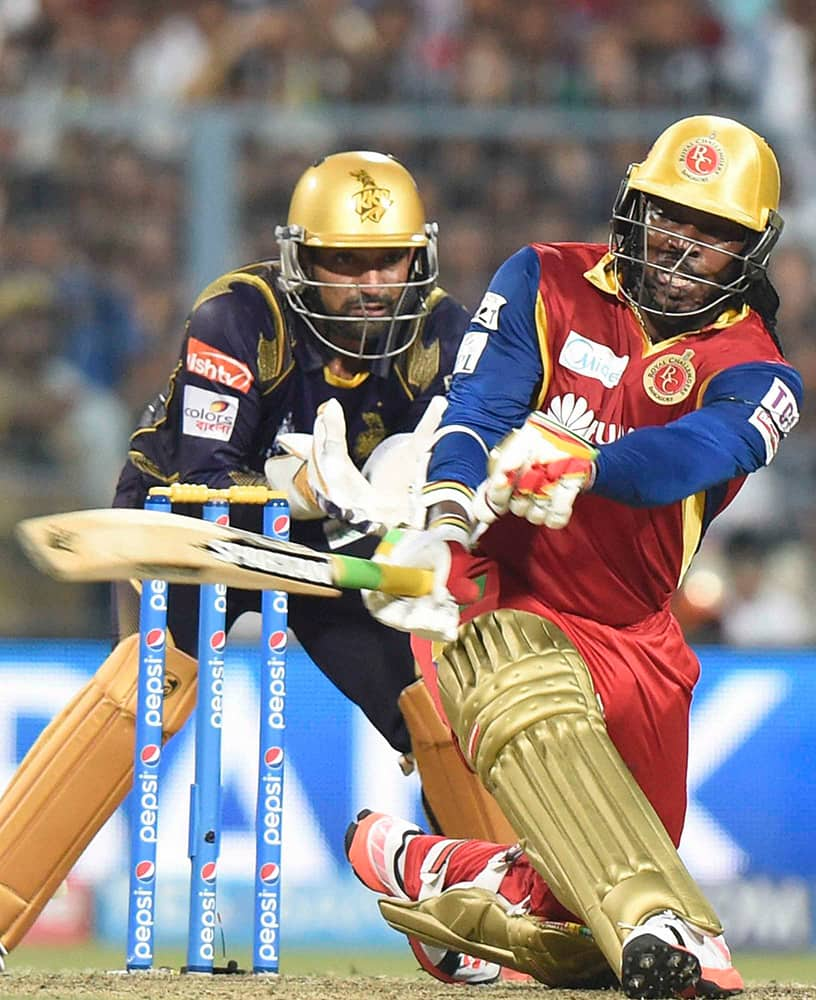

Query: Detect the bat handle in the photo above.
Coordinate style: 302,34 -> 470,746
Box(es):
332,555 -> 435,597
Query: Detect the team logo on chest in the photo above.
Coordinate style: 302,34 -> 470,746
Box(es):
643,349 -> 696,405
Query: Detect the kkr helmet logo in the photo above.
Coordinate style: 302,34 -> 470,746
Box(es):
350,169 -> 392,223
677,137 -> 726,183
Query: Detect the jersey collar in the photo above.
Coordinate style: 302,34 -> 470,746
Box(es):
583,251 -> 750,333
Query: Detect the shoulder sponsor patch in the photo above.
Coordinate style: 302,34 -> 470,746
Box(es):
453,330 -> 489,375
473,291 -> 507,331
749,407 -> 781,465
186,336 -> 254,394
182,385 -> 239,441
761,377 -> 799,434
558,330 -> 629,388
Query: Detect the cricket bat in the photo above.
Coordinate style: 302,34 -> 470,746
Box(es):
15,508 -> 434,598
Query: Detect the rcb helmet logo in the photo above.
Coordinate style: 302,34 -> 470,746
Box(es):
677,136 -> 726,183
644,349 -> 697,405
350,169 -> 393,223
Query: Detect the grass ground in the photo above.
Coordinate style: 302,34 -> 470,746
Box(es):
7,941 -> 816,982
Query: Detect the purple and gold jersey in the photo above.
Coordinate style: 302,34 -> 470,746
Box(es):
429,243 -> 802,625
114,260 -> 469,539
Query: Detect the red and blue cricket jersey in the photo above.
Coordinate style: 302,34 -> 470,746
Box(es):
430,242 -> 802,626
422,242 -> 803,845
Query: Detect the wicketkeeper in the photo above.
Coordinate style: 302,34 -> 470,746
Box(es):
0,151 -> 514,964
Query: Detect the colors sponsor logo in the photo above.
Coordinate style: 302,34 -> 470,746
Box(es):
264,746 -> 284,768
186,337 -> 254,394
182,386 -> 239,442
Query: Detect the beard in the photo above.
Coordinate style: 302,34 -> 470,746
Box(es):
633,245 -> 738,317
304,283 -> 420,358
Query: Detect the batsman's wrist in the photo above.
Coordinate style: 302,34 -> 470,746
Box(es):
425,514 -> 473,548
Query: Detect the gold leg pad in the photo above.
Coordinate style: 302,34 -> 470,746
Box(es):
0,634 -> 197,950
436,609 -> 721,974
380,888 -> 613,988
399,678 -> 517,842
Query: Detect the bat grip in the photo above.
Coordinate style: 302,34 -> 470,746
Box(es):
332,555 -> 435,596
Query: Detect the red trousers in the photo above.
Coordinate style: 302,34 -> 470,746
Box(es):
411,553 -> 700,920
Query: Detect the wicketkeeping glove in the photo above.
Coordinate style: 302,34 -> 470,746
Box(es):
473,411 -> 598,530
300,396 -> 446,535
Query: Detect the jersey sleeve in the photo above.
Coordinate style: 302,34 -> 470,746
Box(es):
174,288 -> 267,487
428,246 -> 544,489
592,361 -> 803,506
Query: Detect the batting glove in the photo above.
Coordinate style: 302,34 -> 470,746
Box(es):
362,526 -> 479,643
473,412 -> 598,530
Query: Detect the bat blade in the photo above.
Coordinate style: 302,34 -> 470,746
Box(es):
15,508 -> 340,596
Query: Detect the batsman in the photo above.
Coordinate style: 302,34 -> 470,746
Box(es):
345,116 -> 802,997
0,151 -> 514,966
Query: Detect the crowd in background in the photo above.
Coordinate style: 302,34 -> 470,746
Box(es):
1,0 -> 816,643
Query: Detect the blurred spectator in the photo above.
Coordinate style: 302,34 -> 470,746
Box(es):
2,0 -> 816,639
0,272 -> 130,507
719,531 -> 816,647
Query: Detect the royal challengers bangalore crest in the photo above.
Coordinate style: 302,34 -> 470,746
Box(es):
350,169 -> 393,223
643,349 -> 697,405
677,135 -> 726,183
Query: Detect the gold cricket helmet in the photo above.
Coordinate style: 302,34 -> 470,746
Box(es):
276,151 -> 439,363
610,115 -> 784,324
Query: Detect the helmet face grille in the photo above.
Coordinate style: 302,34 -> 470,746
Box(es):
609,188 -> 782,325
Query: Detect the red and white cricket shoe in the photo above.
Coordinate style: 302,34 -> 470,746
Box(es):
345,809 -> 502,985
344,809 -> 424,899
621,910 -> 743,999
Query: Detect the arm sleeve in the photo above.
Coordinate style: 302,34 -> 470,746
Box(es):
592,361 -> 803,506
428,246 -> 544,489
175,290 -> 267,488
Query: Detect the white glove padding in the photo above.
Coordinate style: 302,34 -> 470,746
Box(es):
264,434 -> 324,520
306,396 -> 447,536
362,527 -> 465,643
472,411 -> 597,530
362,394 -> 447,501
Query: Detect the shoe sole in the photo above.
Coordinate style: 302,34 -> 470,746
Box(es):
407,935 -> 462,983
621,932 -> 701,998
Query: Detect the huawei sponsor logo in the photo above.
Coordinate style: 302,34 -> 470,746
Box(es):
544,393 -> 633,445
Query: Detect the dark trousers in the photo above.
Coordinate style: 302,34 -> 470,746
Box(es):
113,522 -> 415,753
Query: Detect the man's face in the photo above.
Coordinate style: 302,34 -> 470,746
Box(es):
639,197 -> 749,315
304,246 -> 414,352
